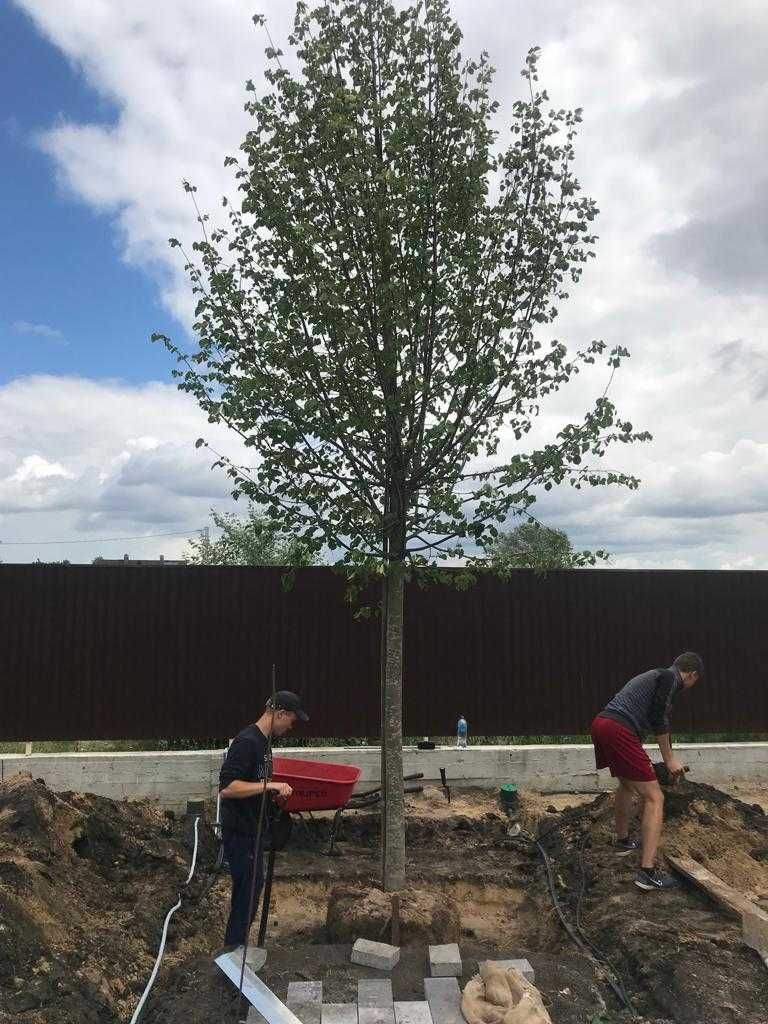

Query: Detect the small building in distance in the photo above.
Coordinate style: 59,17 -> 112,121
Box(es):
92,554 -> 187,566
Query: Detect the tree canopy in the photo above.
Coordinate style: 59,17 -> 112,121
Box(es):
489,520 -> 608,572
156,1 -> 646,573
155,0 -> 649,889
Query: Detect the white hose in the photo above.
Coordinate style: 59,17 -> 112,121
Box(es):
129,816 -> 200,1024
129,896 -> 182,1024
185,816 -> 200,884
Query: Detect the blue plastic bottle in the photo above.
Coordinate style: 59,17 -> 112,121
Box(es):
456,715 -> 468,749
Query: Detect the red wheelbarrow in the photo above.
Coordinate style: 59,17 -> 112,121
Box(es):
254,758 -> 424,948
272,755 -> 424,852
272,756 -> 362,813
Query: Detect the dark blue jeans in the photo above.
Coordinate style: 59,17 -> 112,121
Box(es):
222,830 -> 265,947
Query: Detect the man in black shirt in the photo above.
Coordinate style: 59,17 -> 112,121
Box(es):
218,690 -> 308,950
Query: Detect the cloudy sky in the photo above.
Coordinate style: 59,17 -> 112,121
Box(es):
1,0 -> 766,567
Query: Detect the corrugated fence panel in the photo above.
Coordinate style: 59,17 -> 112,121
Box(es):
1,565 -> 767,740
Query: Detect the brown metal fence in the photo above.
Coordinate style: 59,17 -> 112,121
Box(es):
1,564 -> 766,740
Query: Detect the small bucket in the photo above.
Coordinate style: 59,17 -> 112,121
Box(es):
499,783 -> 519,812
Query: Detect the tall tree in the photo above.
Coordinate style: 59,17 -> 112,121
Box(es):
155,0 -> 648,891
490,520 -> 608,572
186,508 -> 318,566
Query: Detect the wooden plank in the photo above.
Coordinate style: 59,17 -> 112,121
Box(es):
666,855 -> 757,918
742,905 -> 768,957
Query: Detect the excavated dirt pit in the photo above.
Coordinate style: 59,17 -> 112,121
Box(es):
2,774 -> 768,1024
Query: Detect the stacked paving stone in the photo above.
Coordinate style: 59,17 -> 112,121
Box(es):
352,939 -> 401,971
243,947 -> 537,1024
288,982 -> 324,1024
427,945 -> 462,978
357,978 -> 396,1024
479,958 -> 535,984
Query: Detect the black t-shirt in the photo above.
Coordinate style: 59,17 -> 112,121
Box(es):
219,724 -> 273,835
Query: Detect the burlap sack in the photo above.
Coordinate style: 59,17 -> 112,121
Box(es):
461,962 -> 552,1024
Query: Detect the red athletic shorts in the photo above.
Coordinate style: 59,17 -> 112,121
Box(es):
591,715 -> 655,782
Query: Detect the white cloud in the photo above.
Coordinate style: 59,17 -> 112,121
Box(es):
9,454 -> 73,483
11,320 -> 66,343
0,375 -> 246,562
7,0 -> 768,569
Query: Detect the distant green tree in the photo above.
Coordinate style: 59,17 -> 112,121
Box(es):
490,520 -> 608,571
186,507 -> 318,567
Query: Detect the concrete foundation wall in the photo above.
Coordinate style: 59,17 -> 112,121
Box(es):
2,743 -> 766,812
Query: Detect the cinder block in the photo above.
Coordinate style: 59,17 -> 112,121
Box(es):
480,959 -> 535,985
287,981 -> 323,1024
394,1002 -> 433,1024
352,939 -> 400,971
358,987 -> 395,1024
357,979 -> 394,1008
743,906 -> 768,956
428,944 -> 461,978
423,977 -> 463,1024
322,1005 -> 358,1024
358,1008 -> 395,1024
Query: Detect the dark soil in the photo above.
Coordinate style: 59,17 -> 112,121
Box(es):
0,772 -> 223,1023
2,774 -> 768,1024
326,884 -> 462,944
530,782 -> 768,1024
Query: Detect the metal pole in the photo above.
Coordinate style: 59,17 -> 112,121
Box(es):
257,848 -> 276,947
236,664 -> 277,1021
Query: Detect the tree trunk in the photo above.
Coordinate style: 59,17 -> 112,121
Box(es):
381,559 -> 406,891
379,571 -> 389,883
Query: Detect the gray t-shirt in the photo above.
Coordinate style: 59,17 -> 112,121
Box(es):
600,666 -> 681,738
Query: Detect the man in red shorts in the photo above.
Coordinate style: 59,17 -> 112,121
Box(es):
591,652 -> 704,891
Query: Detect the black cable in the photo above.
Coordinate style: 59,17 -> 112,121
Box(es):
534,835 -> 635,1015
503,813 -> 636,1017
573,832 -> 636,1014
0,528 -> 203,545
576,830 -> 588,933
196,838 -> 226,905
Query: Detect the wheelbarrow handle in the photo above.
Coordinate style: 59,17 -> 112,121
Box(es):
348,791 -> 382,808
354,785 -> 383,799
354,772 -> 424,799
